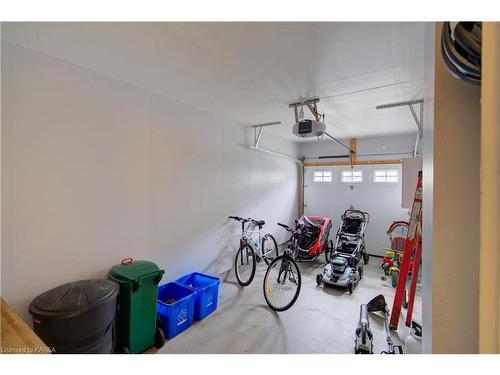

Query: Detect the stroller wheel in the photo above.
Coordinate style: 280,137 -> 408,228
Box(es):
363,252 -> 369,265
358,266 -> 363,280
316,274 -> 323,286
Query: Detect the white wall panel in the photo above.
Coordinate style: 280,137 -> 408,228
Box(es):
303,164 -> 409,257
1,42 -> 299,322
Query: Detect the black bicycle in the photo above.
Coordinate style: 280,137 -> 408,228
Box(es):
229,216 -> 278,286
263,221 -> 304,312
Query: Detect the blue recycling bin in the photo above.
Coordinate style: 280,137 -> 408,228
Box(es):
157,282 -> 195,340
175,272 -> 220,320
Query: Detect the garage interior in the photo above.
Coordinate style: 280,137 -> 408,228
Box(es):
1,21 -> 499,355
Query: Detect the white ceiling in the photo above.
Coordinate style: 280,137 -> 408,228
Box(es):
2,22 -> 426,141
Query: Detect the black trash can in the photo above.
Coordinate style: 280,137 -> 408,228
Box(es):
29,279 -> 119,354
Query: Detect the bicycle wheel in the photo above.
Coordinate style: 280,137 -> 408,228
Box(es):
235,243 -> 256,286
261,233 -> 278,265
263,255 -> 301,311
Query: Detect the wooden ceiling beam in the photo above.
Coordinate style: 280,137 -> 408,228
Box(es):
304,137 -> 402,167
304,159 -> 402,167
350,138 -> 357,164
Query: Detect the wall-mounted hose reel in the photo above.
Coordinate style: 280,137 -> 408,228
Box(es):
441,22 -> 482,85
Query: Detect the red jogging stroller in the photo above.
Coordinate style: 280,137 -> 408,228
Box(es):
293,215 -> 333,262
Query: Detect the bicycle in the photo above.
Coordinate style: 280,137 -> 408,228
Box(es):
263,221 -> 304,312
229,216 -> 278,286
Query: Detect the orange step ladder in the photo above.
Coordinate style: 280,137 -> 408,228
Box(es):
389,171 -> 422,330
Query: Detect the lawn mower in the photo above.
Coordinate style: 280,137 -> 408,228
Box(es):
316,209 -> 369,294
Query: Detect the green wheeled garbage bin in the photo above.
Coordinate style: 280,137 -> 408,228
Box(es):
109,258 -> 165,353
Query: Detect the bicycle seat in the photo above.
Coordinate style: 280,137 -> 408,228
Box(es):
253,220 -> 265,227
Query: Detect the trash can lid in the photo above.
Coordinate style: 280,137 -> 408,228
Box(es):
108,258 -> 164,282
29,279 -> 119,318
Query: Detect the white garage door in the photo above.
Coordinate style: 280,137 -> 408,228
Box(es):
304,164 -> 410,256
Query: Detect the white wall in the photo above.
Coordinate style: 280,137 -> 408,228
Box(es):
303,164 -> 409,257
1,41 -> 299,322
402,156 -> 422,209
300,134 -> 415,257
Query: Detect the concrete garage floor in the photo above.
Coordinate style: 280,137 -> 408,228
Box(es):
154,258 -> 422,354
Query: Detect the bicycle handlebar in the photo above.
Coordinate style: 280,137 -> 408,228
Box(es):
277,222 -> 291,231
229,216 -> 264,226
229,216 -> 250,223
